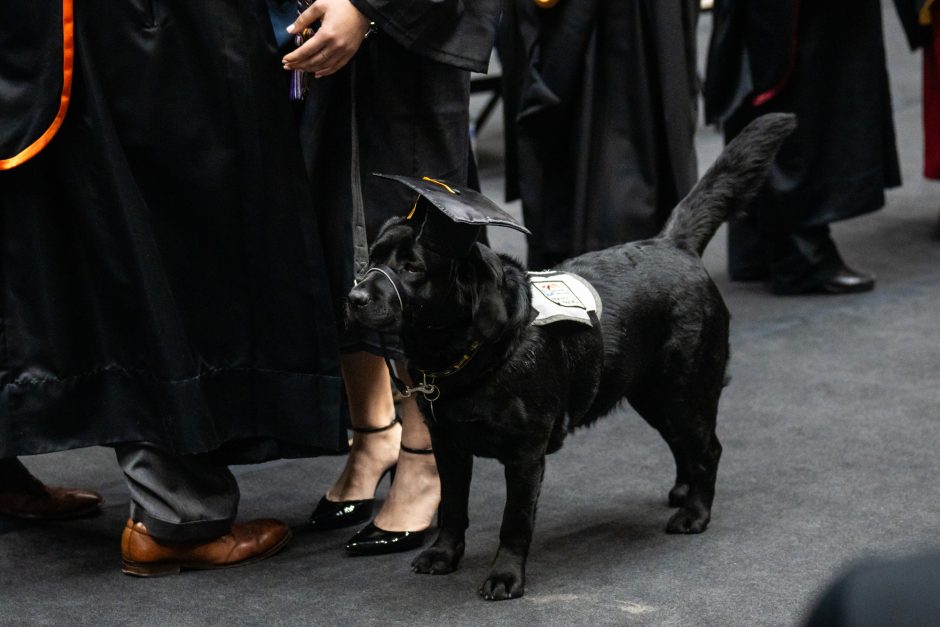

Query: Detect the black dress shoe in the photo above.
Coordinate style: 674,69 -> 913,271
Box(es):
309,416 -> 399,531
815,265 -> 875,294
344,442 -> 435,556
344,522 -> 428,556
310,464 -> 397,531
309,495 -> 375,531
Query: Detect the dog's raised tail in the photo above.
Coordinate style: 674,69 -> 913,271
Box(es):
661,113 -> 797,256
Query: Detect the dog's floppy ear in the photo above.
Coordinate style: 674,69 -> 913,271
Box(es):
465,242 -> 509,334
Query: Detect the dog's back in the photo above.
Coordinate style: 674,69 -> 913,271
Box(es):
559,240 -> 726,425
556,113 -> 797,424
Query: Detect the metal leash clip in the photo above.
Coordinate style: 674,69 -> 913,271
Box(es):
401,373 -> 440,403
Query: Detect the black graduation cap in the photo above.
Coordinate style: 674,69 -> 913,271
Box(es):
374,174 -> 531,258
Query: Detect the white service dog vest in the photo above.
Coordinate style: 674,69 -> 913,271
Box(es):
528,271 -> 602,328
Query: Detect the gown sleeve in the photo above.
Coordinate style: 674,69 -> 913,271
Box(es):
348,0 -> 500,72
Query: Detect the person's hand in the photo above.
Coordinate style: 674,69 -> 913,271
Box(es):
282,0 -> 371,78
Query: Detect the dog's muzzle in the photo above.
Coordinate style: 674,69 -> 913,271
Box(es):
357,264 -> 406,315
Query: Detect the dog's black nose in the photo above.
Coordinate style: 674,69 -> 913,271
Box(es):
348,288 -> 371,309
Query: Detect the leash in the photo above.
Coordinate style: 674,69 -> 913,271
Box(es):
358,253 -> 478,424
361,262 -> 479,421
361,267 -> 441,410
380,338 -> 481,425
379,336 -> 441,423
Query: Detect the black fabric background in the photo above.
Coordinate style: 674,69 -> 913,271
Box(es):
0,1 -> 347,462
500,0 -> 700,269
707,0 -> 901,229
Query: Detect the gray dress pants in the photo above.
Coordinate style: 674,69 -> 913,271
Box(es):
0,457 -> 34,489
115,443 -> 240,542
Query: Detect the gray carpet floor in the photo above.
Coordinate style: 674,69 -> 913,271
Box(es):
2,5 -> 939,626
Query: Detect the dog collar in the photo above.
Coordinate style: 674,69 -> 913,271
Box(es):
381,339 -> 482,427
418,340 -> 481,379
393,339 -> 480,425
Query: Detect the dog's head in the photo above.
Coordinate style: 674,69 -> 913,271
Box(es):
347,217 -> 521,340
348,175 -> 531,346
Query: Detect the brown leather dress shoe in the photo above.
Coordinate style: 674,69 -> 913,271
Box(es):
0,477 -> 103,520
120,518 -> 292,577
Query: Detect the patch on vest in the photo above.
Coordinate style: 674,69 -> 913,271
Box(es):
528,271 -> 602,327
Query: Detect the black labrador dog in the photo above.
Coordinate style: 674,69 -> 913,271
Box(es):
347,113 -> 796,600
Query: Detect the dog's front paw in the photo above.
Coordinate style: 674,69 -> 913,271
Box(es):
412,545 -> 462,575
665,506 -> 710,534
479,569 -> 525,601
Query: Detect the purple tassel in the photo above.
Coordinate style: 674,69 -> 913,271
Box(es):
290,0 -> 312,100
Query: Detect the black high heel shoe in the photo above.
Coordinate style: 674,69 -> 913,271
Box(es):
345,444 -> 437,556
309,416 -> 400,531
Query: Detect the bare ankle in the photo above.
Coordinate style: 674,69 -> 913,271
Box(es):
372,450 -> 441,531
325,419 -> 401,502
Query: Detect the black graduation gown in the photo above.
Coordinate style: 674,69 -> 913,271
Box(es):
293,0 -> 500,354
705,0 -> 901,230
0,1 -> 346,462
500,0 -> 700,269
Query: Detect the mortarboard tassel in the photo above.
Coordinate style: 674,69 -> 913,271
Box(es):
290,0 -> 312,100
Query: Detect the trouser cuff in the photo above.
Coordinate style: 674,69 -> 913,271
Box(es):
130,503 -> 235,543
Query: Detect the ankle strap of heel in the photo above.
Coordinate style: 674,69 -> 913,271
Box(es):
350,414 -> 401,434
400,443 -> 433,455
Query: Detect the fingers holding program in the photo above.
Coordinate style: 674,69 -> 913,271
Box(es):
282,0 -> 371,78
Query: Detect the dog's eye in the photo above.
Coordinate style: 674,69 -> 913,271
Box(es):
402,263 -> 422,274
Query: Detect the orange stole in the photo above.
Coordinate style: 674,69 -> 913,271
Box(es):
0,0 -> 74,171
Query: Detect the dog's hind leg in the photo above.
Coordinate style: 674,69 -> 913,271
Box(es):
664,421 -> 722,534
479,457 -> 546,601
412,434 -> 473,576
630,361 -> 724,533
628,393 -> 693,508
660,302 -> 728,533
